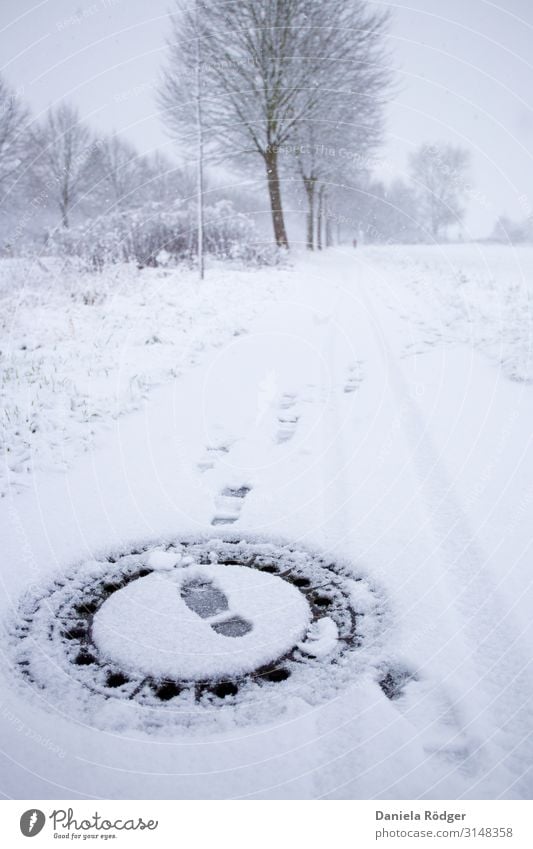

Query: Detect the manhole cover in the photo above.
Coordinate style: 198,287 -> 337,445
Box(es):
9,536 -> 385,730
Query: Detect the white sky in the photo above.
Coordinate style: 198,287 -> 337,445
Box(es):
1,0 -> 532,237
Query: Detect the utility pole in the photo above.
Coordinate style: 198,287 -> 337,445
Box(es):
195,0 -> 204,280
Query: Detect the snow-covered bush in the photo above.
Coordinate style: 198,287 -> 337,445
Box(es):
203,200 -> 273,264
45,200 -> 279,270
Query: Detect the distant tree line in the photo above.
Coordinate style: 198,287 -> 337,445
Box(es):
490,214 -> 533,244
1,0 -> 517,264
335,142 -> 473,244
1,73 -> 278,268
0,79 -> 195,250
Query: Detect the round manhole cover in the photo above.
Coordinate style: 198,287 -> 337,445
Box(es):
9,536 -> 385,730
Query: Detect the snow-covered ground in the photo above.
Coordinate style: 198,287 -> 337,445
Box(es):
1,244 -> 532,799
0,257 -> 285,496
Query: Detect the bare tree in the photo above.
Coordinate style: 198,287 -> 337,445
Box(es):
159,0 -> 207,276
194,0 -> 311,248
204,0 -> 343,249
35,103 -> 96,227
96,134 -> 146,209
161,0 -> 389,249
143,150 -> 195,205
294,117 -> 382,250
194,0 -> 205,279
383,178 -> 420,242
0,74 -> 30,194
316,183 -> 325,250
290,1 -> 390,250
491,215 -> 532,244
408,142 -> 471,240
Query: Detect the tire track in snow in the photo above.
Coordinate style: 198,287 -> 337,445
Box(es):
306,258 -> 468,799
359,260 -> 533,797
312,274 -> 363,558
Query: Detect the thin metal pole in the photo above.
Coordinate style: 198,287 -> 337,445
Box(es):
195,1 -> 204,280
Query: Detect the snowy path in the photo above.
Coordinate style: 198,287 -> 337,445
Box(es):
359,261 -> 533,799
1,249 -> 532,799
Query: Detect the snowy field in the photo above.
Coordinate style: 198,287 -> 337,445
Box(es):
1,243 -> 532,799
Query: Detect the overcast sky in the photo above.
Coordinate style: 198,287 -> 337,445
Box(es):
1,0 -> 532,237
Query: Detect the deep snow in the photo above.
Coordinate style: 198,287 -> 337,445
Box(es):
1,244 -> 532,799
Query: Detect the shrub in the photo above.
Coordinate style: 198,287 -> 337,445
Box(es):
44,200 -> 279,270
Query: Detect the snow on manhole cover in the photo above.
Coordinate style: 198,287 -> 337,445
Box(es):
9,536 -> 384,730
93,563 -> 311,681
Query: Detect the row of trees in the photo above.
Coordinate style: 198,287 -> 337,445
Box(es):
0,74 -> 194,245
337,142 -> 472,244
159,0 -> 391,251
0,3 -> 476,263
158,1 -> 478,252
491,215 -> 533,244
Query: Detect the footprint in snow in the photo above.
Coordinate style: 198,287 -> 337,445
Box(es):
211,485 -> 251,526
197,443 -> 231,473
181,576 -> 252,637
378,665 -> 476,769
343,360 -> 364,394
275,392 -> 300,444
378,664 -> 416,700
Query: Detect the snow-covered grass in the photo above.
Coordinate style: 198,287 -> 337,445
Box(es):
364,243 -> 533,382
3,244 -> 530,499
0,257 -> 286,496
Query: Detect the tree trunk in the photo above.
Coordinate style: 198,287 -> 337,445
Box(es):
306,200 -> 314,251
60,203 -> 69,229
303,177 -> 315,250
264,150 -> 289,249
316,185 -> 324,250
325,192 -> 333,246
